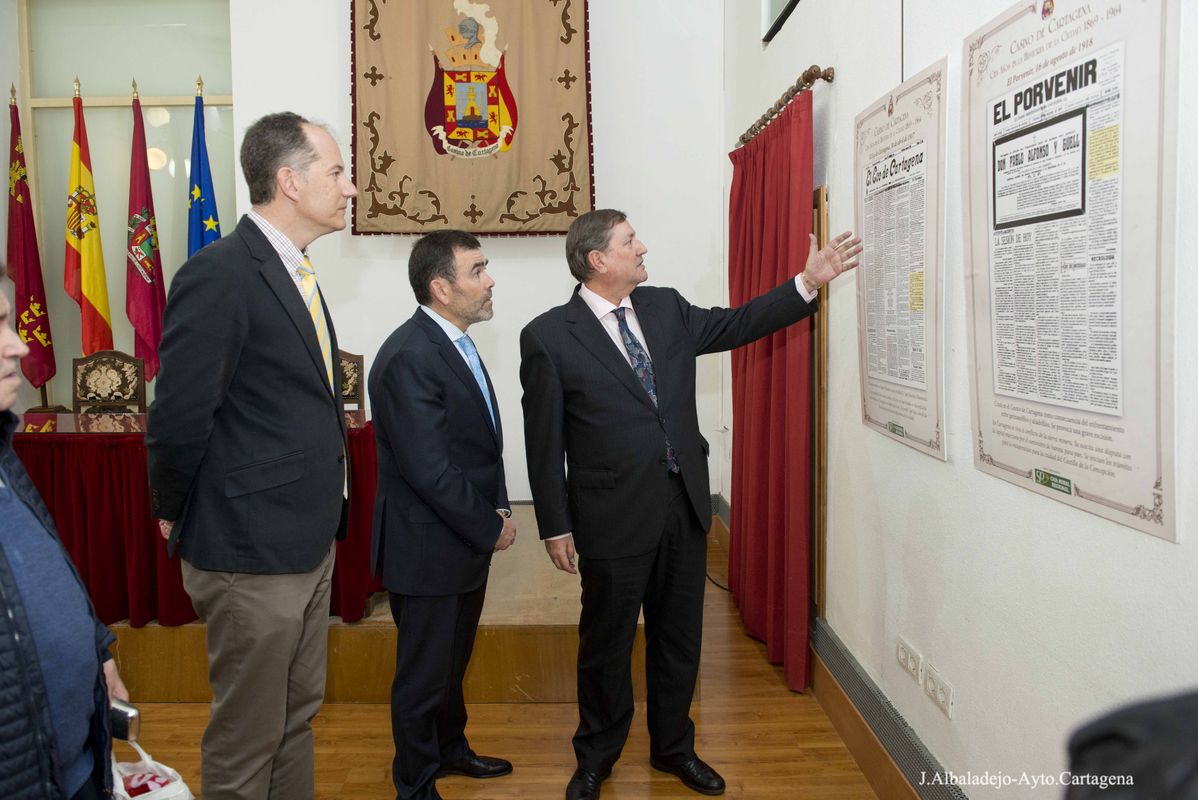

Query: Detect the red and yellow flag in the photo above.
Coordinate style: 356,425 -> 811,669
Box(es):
64,90 -> 113,355
7,94 -> 56,387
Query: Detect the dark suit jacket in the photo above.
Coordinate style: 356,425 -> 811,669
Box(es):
369,309 -> 508,596
146,215 -> 348,574
520,279 -> 814,559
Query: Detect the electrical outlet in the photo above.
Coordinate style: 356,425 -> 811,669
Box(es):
895,636 -> 923,684
924,664 -> 954,719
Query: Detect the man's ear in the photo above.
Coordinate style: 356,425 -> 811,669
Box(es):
276,166 -> 301,202
587,248 -> 606,275
428,277 -> 451,306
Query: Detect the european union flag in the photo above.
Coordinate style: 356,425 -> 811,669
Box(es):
187,95 -> 220,257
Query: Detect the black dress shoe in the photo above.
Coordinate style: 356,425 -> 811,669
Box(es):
650,756 -> 726,796
565,767 -> 607,800
435,750 -> 513,779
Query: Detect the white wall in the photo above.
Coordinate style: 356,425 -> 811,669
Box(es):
725,0 -> 1197,795
1,1 -> 726,494
228,0 -> 726,500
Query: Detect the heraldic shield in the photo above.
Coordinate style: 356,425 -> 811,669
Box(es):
425,52 -> 518,158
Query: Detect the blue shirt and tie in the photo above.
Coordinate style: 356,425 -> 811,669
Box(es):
419,305 -> 495,429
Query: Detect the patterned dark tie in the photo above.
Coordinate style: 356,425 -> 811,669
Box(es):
613,307 -> 678,473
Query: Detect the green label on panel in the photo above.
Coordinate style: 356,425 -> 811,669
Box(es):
1034,468 -> 1072,495
887,422 -> 906,438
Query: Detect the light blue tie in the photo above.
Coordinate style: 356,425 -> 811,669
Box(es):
457,334 -> 496,429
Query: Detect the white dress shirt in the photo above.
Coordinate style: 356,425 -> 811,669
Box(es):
248,209 -> 309,299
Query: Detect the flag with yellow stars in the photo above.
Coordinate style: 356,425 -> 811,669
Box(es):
187,94 -> 220,256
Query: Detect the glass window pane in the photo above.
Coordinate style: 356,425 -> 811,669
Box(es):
29,0 -> 232,97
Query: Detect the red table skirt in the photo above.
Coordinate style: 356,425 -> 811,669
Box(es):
12,425 -> 385,627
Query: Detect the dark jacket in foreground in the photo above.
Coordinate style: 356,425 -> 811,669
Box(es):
0,410 -> 114,799
520,279 -> 814,558
146,216 -> 348,574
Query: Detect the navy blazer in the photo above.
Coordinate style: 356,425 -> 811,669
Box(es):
520,279 -> 814,559
369,308 -> 508,596
147,216 -> 348,574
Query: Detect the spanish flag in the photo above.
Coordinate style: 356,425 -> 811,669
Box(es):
64,88 -> 113,355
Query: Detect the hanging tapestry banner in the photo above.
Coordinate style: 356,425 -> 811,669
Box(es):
351,0 -> 595,235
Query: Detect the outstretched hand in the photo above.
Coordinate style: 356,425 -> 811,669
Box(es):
802,230 -> 862,289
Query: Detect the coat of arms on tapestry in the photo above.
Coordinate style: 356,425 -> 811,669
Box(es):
351,0 -> 595,235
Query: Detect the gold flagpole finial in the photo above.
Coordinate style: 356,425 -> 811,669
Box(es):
132,78 -> 139,100
196,75 -> 204,96
73,76 -> 81,98
9,84 -> 15,106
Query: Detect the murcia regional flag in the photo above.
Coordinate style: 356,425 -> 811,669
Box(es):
64,90 -> 113,355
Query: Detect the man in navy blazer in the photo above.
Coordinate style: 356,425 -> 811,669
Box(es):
370,230 -> 516,800
521,209 -> 860,799
147,112 -> 356,800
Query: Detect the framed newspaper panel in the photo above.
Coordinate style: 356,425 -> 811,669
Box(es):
853,59 -> 948,460
962,0 -> 1178,539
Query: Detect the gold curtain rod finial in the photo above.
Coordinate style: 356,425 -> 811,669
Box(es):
73,76 -> 81,98
736,63 -> 836,148
196,74 -> 204,96
132,78 -> 139,100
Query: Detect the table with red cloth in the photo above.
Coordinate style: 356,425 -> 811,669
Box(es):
11,413 -> 385,627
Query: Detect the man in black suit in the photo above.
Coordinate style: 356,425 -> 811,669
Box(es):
370,230 -> 517,800
147,112 -> 357,800
521,209 -> 860,799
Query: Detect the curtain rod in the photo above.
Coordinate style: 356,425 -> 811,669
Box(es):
736,64 -> 835,147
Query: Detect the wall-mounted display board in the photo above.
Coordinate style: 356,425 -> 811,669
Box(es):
853,59 -> 948,461
962,0 -> 1178,539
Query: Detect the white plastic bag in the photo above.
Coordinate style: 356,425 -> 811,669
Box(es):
110,741 -> 194,800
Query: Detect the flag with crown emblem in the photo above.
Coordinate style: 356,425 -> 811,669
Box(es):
64,91 -> 114,355
127,93 -> 167,379
6,97 -> 56,387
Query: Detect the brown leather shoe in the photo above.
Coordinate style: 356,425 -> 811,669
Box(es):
650,755 -> 726,795
435,749 -> 513,779
565,767 -> 608,800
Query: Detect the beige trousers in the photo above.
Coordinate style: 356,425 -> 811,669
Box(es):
182,545 -> 335,800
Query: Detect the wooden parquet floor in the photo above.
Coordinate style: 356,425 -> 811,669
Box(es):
120,541 -> 875,799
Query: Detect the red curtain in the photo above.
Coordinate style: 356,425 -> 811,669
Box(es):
727,92 -> 814,692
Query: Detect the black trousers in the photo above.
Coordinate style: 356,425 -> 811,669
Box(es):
388,581 -> 487,800
573,473 -> 708,775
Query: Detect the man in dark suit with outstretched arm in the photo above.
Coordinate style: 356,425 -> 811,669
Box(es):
147,112 -> 357,800
369,230 -> 517,800
520,209 -> 860,799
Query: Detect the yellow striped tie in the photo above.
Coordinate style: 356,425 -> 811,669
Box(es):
298,256 -> 334,388
299,256 -> 346,498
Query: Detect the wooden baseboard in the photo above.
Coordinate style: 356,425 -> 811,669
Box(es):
811,652 -> 917,800
111,621 -> 646,704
